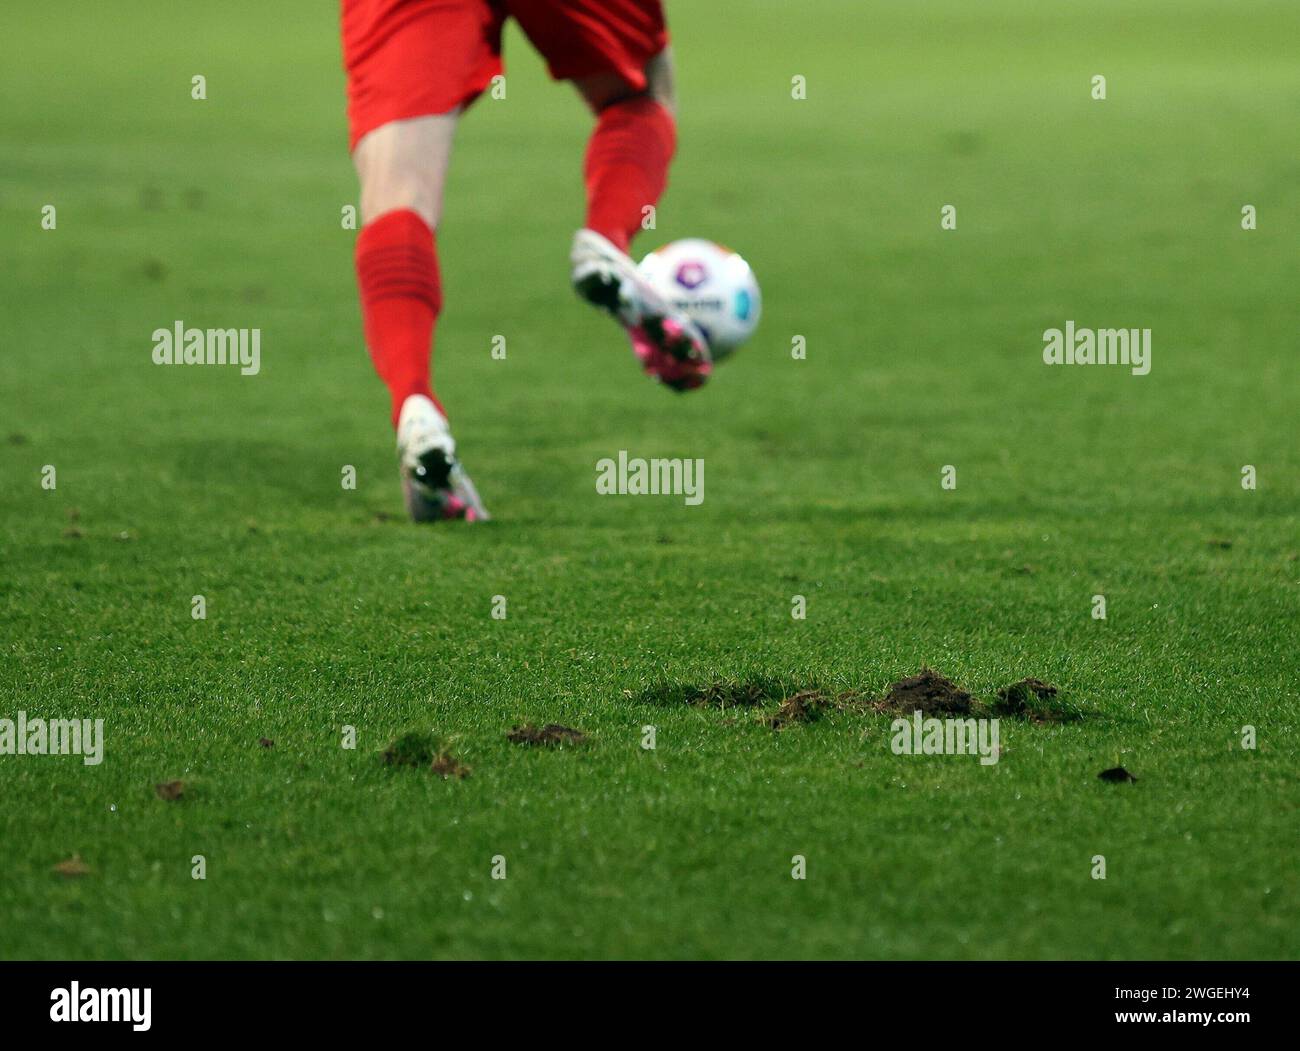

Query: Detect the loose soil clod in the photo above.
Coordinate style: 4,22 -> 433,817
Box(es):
871,668 -> 977,716
507,724 -> 587,746
430,753 -> 471,779
154,779 -> 185,801
53,855 -> 90,878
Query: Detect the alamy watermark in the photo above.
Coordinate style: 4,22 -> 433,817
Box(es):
595,450 -> 704,506
1043,321 -> 1150,375
151,320 -> 261,375
50,982 -> 150,1031
0,712 -> 104,765
891,710 -> 1000,766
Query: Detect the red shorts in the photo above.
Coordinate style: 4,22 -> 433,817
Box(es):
342,0 -> 669,149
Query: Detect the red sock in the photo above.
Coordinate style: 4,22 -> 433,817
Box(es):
583,97 -> 676,253
354,209 -> 445,427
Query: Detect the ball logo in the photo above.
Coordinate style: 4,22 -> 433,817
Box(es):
674,261 -> 708,290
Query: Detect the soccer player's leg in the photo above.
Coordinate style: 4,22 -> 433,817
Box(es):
572,49 -> 712,393
353,115 -> 488,522
342,0 -> 501,520
508,1 -> 711,392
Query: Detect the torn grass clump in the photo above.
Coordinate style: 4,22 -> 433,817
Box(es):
507,724 -> 587,747
992,678 -> 1081,722
382,731 -> 438,767
765,689 -> 841,729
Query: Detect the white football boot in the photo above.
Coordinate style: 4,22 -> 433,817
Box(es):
570,228 -> 712,391
395,394 -> 489,523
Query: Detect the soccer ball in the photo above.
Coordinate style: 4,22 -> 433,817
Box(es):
638,239 -> 761,360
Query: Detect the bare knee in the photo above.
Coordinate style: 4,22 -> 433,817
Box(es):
352,113 -> 459,229
644,47 -> 676,115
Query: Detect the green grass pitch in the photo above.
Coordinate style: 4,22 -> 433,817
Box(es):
1,0 -> 1296,959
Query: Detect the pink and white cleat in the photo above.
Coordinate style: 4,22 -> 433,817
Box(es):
395,395 -> 490,523
570,228 -> 712,392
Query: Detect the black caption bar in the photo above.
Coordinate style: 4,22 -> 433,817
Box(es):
0,961 -> 1293,1039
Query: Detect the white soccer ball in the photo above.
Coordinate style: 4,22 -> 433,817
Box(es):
638,239 -> 761,360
